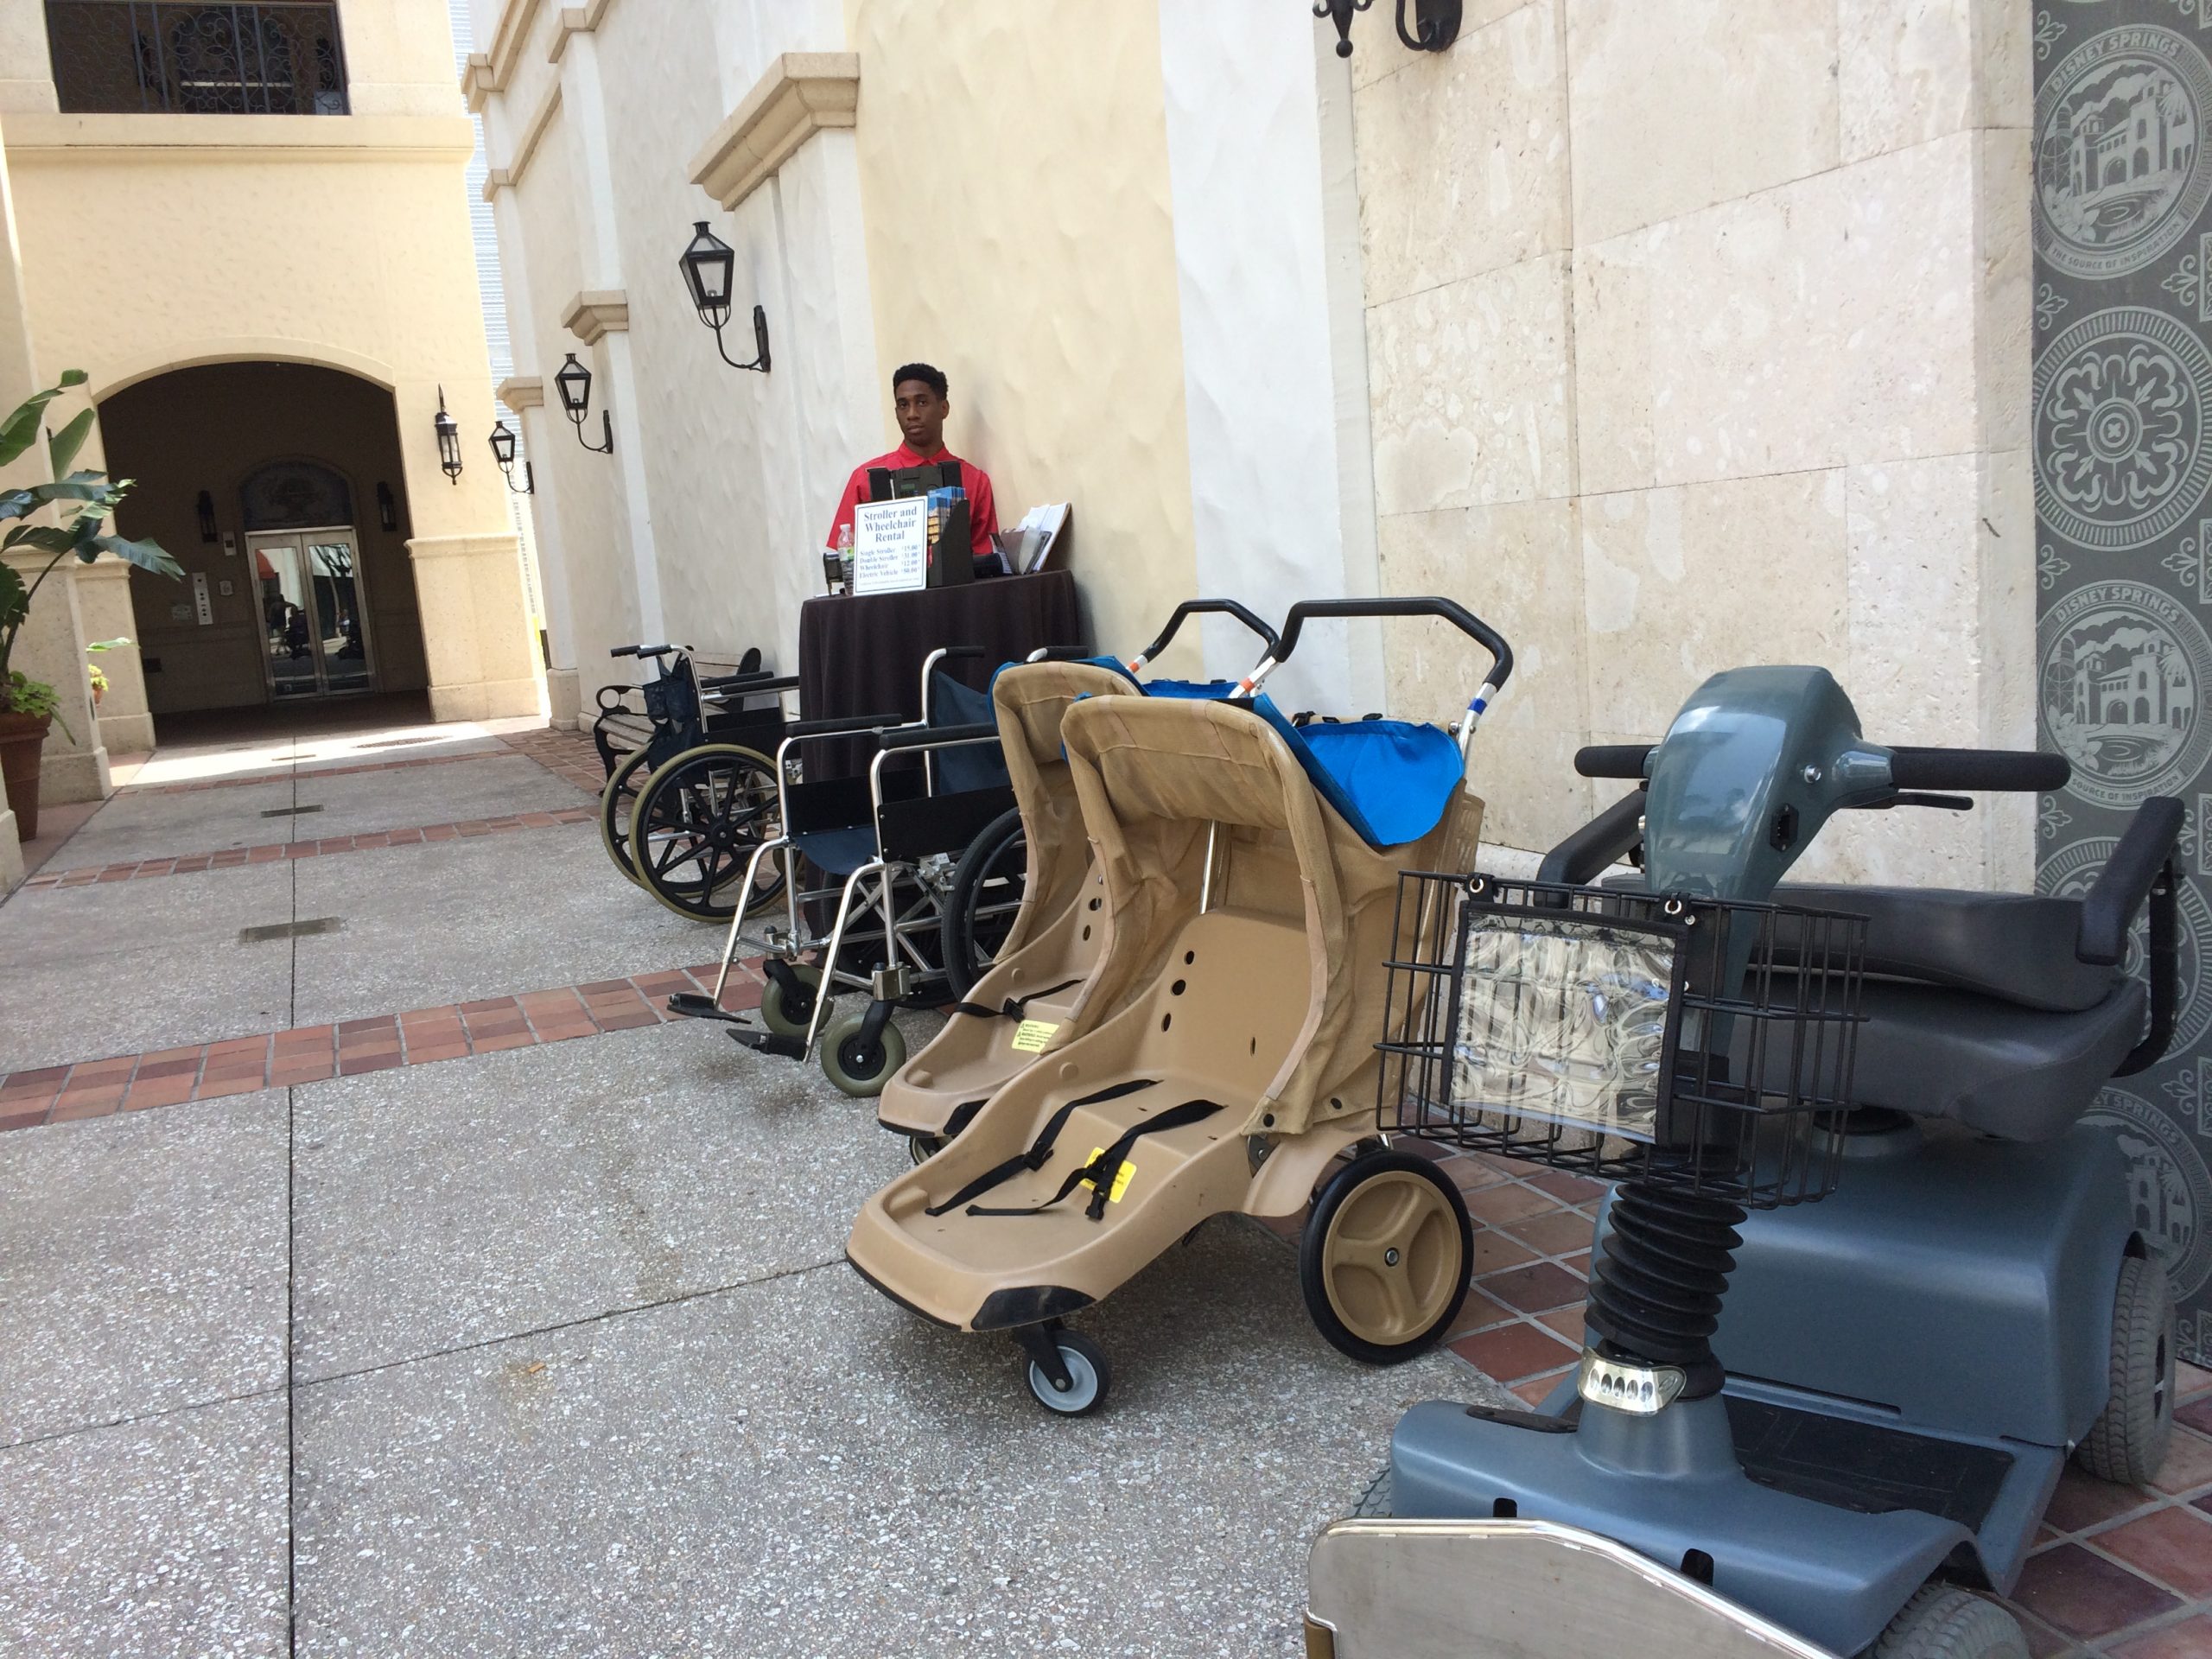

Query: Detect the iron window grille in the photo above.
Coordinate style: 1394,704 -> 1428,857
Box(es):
46,1 -> 349,115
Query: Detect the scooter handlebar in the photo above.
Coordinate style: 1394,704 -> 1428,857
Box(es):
1886,747 -> 2069,794
1272,598 -> 1514,697
1131,600 -> 1281,669
1575,745 -> 1652,779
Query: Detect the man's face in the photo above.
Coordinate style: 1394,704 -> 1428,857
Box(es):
894,380 -> 948,454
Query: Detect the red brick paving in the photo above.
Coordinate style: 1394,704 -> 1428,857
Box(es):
22,806 -> 597,889
0,960 -> 766,1128
494,726 -> 608,798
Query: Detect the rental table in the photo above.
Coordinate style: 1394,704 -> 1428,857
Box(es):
797,569 -> 1084,775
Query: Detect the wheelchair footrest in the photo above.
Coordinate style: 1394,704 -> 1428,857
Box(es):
729,1028 -> 806,1061
667,992 -> 747,1024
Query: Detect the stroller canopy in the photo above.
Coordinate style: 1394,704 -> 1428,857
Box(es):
1249,699 -> 1465,849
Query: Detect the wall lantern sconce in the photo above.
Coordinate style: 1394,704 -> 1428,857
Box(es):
375,480 -> 398,532
488,419 -> 535,494
678,221 -> 771,373
195,489 -> 218,543
554,353 -> 615,454
435,386 -> 464,483
1313,0 -> 1460,57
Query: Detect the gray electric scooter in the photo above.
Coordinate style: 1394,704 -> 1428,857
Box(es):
1306,664 -> 2182,1659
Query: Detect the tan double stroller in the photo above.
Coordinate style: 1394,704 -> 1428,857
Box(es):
877,599 -> 1283,1160
847,597 -> 1516,1413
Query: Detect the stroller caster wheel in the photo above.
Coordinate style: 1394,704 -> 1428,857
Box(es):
2075,1253 -> 2177,1487
821,1010 -> 906,1099
1023,1330 -> 1110,1417
1871,1585 -> 2029,1659
907,1133 -> 949,1166
1301,1150 -> 1473,1365
757,963 -> 823,1040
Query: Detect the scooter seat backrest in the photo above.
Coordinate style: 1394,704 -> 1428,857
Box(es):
1774,884 -> 2120,1014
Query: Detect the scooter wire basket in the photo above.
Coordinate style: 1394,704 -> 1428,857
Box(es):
1376,872 -> 1866,1210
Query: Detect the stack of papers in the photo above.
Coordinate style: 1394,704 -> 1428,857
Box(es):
994,503 -> 1071,575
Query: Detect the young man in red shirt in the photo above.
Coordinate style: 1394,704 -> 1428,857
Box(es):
825,362 -> 1001,562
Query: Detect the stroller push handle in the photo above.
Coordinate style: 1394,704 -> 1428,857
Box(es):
1128,599 -> 1281,672
1256,600 -> 1515,736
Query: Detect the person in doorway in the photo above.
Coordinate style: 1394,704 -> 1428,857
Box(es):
825,362 -> 1000,562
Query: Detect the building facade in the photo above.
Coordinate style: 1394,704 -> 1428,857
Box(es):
0,0 -> 538,882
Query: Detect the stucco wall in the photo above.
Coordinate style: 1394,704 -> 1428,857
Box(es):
0,0 -> 539,721
1352,0 -> 2035,886
844,0 -> 1199,666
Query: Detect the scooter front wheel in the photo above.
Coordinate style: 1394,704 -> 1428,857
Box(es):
1301,1150 -> 1472,1365
1871,1584 -> 2028,1658
1024,1331 -> 1110,1416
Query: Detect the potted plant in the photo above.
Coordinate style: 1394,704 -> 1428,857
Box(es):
85,637 -> 131,706
1,372 -> 180,839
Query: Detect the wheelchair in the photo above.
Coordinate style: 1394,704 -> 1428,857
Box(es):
668,647 -> 1044,1096
592,642 -> 796,921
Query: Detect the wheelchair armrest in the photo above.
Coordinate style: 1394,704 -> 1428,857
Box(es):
1536,790 -> 1645,887
878,721 -> 999,752
785,712 -> 905,739
704,673 -> 798,695
2079,797 -> 2185,965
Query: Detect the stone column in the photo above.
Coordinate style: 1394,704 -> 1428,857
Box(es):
496,373 -> 582,727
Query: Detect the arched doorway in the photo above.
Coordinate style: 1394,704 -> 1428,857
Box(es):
96,362 -> 430,720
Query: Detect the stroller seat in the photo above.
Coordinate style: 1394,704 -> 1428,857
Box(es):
1774,883 -> 2138,1142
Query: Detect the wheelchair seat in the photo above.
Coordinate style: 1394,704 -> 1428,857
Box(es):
1773,884 -> 2139,1142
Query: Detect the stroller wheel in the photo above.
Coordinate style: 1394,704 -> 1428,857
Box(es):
907,1133 -> 949,1166
1024,1330 -> 1110,1416
1870,1585 -> 2028,1659
1301,1150 -> 1472,1365
821,1010 -> 906,1099
758,963 -> 823,1039
2075,1252 -> 2177,1486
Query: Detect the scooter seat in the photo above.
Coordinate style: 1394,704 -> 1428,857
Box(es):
1843,976 -> 2145,1141
1777,885 -> 2118,1014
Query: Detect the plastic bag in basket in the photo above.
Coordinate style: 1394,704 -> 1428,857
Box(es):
1450,912 -> 1674,1142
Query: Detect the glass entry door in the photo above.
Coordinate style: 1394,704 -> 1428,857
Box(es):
249,527 -> 375,699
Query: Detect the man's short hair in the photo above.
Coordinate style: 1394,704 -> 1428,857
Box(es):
892,362 -> 948,399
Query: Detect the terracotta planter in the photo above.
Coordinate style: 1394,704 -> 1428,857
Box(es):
0,709 -> 54,842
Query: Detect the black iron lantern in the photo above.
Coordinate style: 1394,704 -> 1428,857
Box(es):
555,353 -> 614,454
678,221 -> 771,373
434,386 -> 463,483
488,419 -> 535,494
195,489 -> 218,543
375,480 -> 398,532
1314,0 -> 1459,57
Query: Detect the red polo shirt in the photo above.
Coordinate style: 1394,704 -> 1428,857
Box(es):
826,443 -> 1000,561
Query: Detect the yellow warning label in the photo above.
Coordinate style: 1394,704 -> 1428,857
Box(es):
1078,1148 -> 1135,1203
1011,1019 -> 1060,1053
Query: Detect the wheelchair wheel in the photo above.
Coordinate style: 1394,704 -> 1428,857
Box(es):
820,1008 -> 907,1098
758,963 -> 823,1039
943,807 -> 1027,999
597,746 -> 658,886
632,744 -> 785,923
1300,1150 -> 1471,1365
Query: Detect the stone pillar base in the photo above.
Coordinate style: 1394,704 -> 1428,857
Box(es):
546,667 -> 582,729
97,711 -> 156,755
0,804 -> 22,893
427,676 -> 543,724
40,744 -> 111,806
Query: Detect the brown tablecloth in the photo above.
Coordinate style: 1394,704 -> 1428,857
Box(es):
797,569 -> 1084,776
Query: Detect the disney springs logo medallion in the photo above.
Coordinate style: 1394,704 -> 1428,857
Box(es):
2037,25 -> 2212,281
2036,307 -> 2212,550
2040,579 -> 2212,804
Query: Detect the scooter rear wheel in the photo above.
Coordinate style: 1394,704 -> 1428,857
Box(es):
1301,1150 -> 1472,1364
2075,1252 -> 2177,1487
1870,1585 -> 2028,1658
